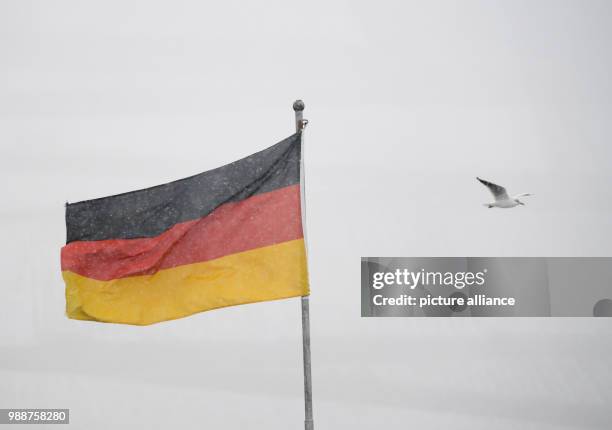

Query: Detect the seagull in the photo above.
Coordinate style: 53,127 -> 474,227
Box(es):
477,177 -> 533,208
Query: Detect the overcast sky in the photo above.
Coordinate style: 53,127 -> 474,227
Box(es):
1,1 -> 611,429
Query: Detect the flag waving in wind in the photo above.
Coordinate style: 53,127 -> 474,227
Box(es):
61,133 -> 309,325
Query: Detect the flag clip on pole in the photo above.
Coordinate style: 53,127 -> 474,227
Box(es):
293,99 -> 313,430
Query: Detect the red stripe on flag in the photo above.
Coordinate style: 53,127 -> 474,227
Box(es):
61,185 -> 303,281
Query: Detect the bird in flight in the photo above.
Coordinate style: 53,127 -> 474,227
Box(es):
477,177 -> 533,208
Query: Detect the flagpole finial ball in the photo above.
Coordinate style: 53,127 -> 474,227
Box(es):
293,100 -> 305,112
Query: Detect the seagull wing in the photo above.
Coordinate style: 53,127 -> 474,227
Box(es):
477,177 -> 509,200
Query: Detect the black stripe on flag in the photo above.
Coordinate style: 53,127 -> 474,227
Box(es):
66,133 -> 301,243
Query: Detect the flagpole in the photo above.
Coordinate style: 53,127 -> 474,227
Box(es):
293,99 -> 313,430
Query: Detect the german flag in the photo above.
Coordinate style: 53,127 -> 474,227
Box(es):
61,133 -> 309,325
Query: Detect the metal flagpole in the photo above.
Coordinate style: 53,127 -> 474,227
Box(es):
293,100 -> 313,430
